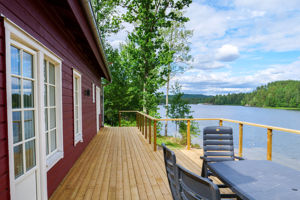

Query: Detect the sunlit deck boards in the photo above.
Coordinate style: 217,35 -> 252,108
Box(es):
50,127 -> 205,200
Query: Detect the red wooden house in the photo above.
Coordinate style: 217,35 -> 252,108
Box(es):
0,0 -> 110,199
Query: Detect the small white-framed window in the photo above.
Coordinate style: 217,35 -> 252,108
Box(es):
43,58 -> 63,170
73,69 -> 83,145
92,83 -> 95,103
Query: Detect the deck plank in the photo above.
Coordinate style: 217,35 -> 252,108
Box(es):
50,127 -> 208,200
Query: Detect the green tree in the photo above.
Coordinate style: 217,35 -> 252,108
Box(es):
160,10 -> 193,136
168,82 -> 199,144
120,0 -> 192,114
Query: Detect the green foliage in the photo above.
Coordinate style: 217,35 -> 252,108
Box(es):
206,80 -> 300,109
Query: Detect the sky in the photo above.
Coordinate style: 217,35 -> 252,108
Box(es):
108,0 -> 300,95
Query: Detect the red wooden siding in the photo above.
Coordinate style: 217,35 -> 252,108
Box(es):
0,0 -> 104,198
0,17 -> 10,200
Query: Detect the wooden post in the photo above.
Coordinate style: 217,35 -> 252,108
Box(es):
154,120 -> 157,151
119,112 -> 121,127
139,114 -> 141,131
239,123 -> 243,157
145,117 -> 148,140
219,120 -> 223,126
267,129 -> 273,160
148,119 -> 151,144
142,115 -> 144,135
136,113 -> 138,127
187,120 -> 191,150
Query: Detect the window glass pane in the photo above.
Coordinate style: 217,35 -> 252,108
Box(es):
11,46 -> 20,76
23,51 -> 33,78
75,119 -> 78,134
44,60 -> 47,83
75,106 -> 78,120
44,84 -> 48,107
75,77 -> 78,91
49,86 -> 55,106
75,92 -> 78,105
25,140 -> 36,171
23,80 -> 34,108
50,108 -> 56,129
76,120 -> 79,134
14,144 -> 23,178
45,108 -> 48,131
24,111 -> 34,139
49,63 -> 55,85
13,112 -> 22,143
50,129 -> 57,152
11,77 -> 21,109
46,132 -> 49,155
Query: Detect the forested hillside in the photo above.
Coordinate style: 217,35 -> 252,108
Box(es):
160,94 -> 212,104
207,80 -> 300,108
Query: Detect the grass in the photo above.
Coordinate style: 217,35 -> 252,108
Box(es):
156,135 -> 201,150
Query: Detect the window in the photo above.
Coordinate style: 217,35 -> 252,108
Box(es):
10,43 -> 37,179
92,83 -> 95,103
73,69 -> 83,145
44,60 -> 57,156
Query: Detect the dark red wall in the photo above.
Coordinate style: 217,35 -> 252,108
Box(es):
0,0 -> 103,198
0,17 -> 10,200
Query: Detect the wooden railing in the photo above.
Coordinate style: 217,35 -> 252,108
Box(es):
118,110 -> 300,161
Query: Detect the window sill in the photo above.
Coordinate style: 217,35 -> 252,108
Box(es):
46,151 -> 64,171
74,133 -> 83,146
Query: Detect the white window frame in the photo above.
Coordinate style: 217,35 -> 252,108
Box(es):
92,83 -> 95,103
73,69 -> 83,145
5,18 -> 63,200
43,56 -> 64,170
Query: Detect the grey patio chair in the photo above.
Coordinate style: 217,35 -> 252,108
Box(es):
162,143 -> 180,200
201,126 -> 244,178
176,163 -> 221,200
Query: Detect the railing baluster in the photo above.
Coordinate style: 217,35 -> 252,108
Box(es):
145,117 -> 148,140
154,120 -> 157,151
239,123 -> 243,157
187,120 -> 191,150
267,129 -> 273,160
219,120 -> 223,126
142,115 -> 144,135
119,111 -> 121,127
149,118 -> 151,144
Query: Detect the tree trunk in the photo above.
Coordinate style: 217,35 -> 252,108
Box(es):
164,67 -> 170,136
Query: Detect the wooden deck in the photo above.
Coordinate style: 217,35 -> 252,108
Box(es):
49,127 -> 218,200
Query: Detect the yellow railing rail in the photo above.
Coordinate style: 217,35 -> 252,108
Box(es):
118,110 -> 300,161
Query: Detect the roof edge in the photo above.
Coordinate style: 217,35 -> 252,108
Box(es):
80,0 -> 112,82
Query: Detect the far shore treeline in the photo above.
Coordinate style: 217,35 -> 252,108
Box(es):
160,80 -> 300,109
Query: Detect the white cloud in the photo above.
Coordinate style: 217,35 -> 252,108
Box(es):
172,59 -> 300,95
215,44 -> 240,62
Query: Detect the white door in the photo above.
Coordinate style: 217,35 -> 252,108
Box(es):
9,43 -> 40,200
96,87 -> 101,132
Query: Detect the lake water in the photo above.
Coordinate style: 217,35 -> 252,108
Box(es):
158,104 -> 300,170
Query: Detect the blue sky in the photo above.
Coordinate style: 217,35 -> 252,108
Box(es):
109,0 -> 300,95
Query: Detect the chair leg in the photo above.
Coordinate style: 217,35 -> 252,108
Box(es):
201,161 -> 208,178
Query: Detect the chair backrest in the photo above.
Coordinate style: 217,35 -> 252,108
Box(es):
176,164 -> 221,200
162,143 -> 179,200
203,126 -> 235,162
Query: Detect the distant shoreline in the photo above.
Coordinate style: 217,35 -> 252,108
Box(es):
195,103 -> 300,111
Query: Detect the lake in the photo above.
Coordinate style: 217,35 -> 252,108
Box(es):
158,104 -> 300,170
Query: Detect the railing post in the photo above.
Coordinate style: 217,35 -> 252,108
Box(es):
267,129 -> 273,160
154,120 -> 157,151
142,115 -> 145,135
239,123 -> 243,157
187,120 -> 191,150
136,113 -> 138,128
139,114 -> 141,131
148,119 -> 151,144
119,111 -> 121,127
145,117 -> 148,140
219,120 -> 223,126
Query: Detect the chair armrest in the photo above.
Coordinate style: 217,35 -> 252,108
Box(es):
234,156 -> 245,160
200,156 -> 208,161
